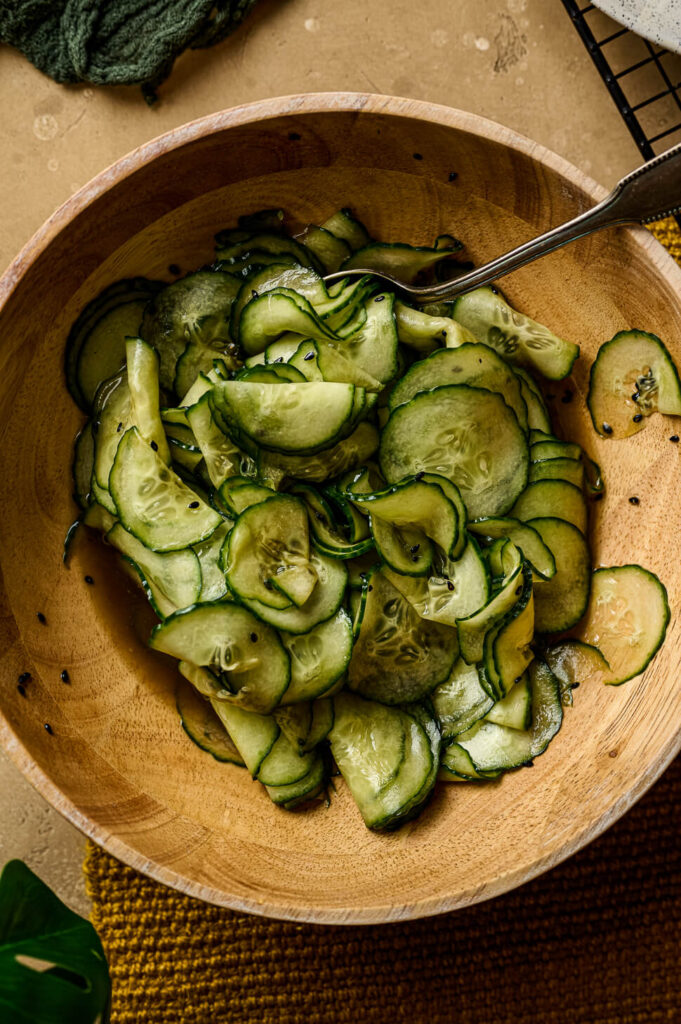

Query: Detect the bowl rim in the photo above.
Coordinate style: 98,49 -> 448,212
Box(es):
2,91 -> 681,924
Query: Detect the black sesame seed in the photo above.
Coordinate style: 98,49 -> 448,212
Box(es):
514,677 -> 521,684
374,295 -> 385,302
448,171 -> 458,181
263,580 -> 274,590
561,389 -> 573,404
17,684 -> 26,697
413,152 -> 423,160
368,585 -> 373,592
18,672 -> 31,684
415,471 -> 425,481
524,760 -> 534,767
447,581 -> 454,592
60,670 -> 70,683
314,511 -> 325,522
571,682 -> 581,690
441,329 -> 447,337
150,440 -> 158,451
250,632 -> 258,643
116,422 -> 123,433
44,723 -> 53,735
602,423 -> 613,435
274,357 -> 283,363
592,492 -> 604,502
490,285 -> 500,295
303,351 -> 315,361
631,392 -> 640,401
37,613 -> 46,625
288,131 -> 301,141
188,501 -> 199,509
410,544 -> 420,553
633,414 -> 643,423
252,289 -> 259,298
671,435 -> 680,443
629,496 -> 640,505
168,264 -> 181,276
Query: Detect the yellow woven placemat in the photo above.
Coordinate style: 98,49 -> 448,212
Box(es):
85,219 -> 681,1024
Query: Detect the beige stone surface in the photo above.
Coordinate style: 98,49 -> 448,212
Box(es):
0,0 -> 642,914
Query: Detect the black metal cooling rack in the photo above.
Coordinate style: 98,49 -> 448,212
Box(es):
562,0 -> 681,161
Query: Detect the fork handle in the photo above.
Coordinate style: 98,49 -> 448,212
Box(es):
414,141 -> 681,303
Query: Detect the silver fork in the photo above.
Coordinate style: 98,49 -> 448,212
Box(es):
323,142 -> 681,303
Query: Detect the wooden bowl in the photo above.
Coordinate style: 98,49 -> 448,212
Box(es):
1,94 -> 680,925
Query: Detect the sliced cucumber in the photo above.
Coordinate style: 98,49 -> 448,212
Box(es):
280,609 -> 353,703
587,329 -> 681,438
431,659 -> 494,741
107,523 -> 202,618
176,678 -> 245,766
242,551 -> 347,634
388,343 -> 528,431
457,659 -> 562,771
150,601 -> 290,713
439,741 -> 497,781
394,301 -> 477,354
258,421 -> 379,484
484,674 -> 532,730
514,367 -> 551,433
347,569 -> 458,703
511,480 -> 587,535
329,693 -> 438,830
453,286 -> 579,380
320,209 -> 371,251
529,457 -> 584,489
224,495 -> 317,609
457,544 -> 523,664
380,385 -> 529,519
209,702 -> 279,778
126,337 -> 171,465
296,224 -> 352,272
193,521 -> 231,602
72,424 -> 94,509
544,640 -> 611,704
468,517 -> 556,580
342,239 -> 461,282
579,565 -> 669,684
382,537 -> 490,628
186,393 -> 244,488
109,428 -> 222,552
529,517 -> 591,634
336,292 -> 399,384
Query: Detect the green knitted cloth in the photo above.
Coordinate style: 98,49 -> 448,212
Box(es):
0,0 -> 262,102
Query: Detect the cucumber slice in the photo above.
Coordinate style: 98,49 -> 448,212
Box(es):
370,518 -> 433,578
210,702 -> 279,778
329,693 -> 438,830
530,440 -> 581,462
66,277 -> 163,412
579,565 -> 670,684
457,544 -> 523,664
529,458 -> 585,489
483,565 -> 534,699
511,480 -> 587,535
304,698 -> 335,751
265,755 -> 326,809
238,289 -> 336,354
193,521 -> 230,602
215,231 -> 321,272
257,421 -> 379,484
380,385 -> 529,519
296,225 -> 352,272
544,640 -> 611,704
279,609 -> 353,703
126,337 -> 171,465
439,741 -> 497,781
320,209 -> 371,252
514,367 -> 551,433
224,495 -> 317,609
453,286 -> 579,380
311,340 -> 383,391
484,674 -> 532,730
256,731 -> 319,787
468,517 -> 556,580
82,501 -> 117,533
394,301 -> 477,354
342,240 -> 461,283
242,551 -> 347,634
150,601 -> 290,713
347,569 -> 458,703
238,363 -> 307,384
93,372 -> 132,491
348,476 -> 464,561
382,537 -> 490,628
231,264 -> 325,340
109,428 -> 222,552
587,330 -> 681,438
336,292 -> 399,384
218,478 -> 275,516
292,485 -> 373,559
210,381 -> 360,455
431,659 -> 494,741
457,659 -> 562,771
186,394 -> 244,488
140,271 -> 241,392
529,517 -> 591,634
107,523 -> 202,617
175,679 -> 245,766
388,343 -> 528,431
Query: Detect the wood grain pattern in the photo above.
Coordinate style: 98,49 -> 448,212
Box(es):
0,94 -> 680,924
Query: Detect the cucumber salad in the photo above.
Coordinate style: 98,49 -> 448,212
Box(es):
65,207 -> 671,831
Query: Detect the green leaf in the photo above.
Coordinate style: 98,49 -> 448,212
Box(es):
0,860 -> 110,1024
